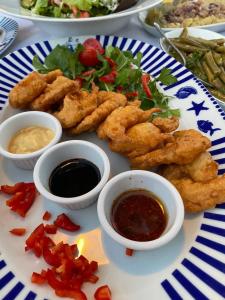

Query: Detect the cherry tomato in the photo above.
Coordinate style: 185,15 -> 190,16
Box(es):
79,48 -> 99,67
83,38 -> 104,55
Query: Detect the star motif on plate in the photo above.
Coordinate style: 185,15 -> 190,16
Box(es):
187,101 -> 209,116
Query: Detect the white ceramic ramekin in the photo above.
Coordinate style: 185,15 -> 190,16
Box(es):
33,140 -> 110,210
97,170 -> 184,251
0,111 -> 62,169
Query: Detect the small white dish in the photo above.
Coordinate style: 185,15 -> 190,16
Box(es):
97,170 -> 184,251
0,16 -> 18,56
0,111 -> 62,169
0,0 -> 162,36
33,140 -> 111,210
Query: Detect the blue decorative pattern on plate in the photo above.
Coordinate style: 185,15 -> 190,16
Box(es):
0,36 -> 225,300
0,16 -> 18,56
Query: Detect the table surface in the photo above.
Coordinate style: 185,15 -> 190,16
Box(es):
0,13 -> 160,57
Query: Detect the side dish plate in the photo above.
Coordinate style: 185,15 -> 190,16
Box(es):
0,35 -> 225,300
0,16 -> 18,56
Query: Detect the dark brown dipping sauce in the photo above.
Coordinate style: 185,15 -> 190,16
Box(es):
49,158 -> 101,198
111,189 -> 167,242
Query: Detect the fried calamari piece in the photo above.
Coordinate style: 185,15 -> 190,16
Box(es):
152,116 -> 179,133
54,87 -> 98,128
130,129 -> 211,170
69,92 -> 127,135
43,69 -> 63,83
109,122 -> 173,158
169,175 -> 225,213
161,152 -> 218,182
9,72 -> 47,109
31,76 -> 78,111
97,104 -> 160,141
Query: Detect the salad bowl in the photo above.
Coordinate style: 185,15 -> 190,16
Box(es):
0,0 -> 162,36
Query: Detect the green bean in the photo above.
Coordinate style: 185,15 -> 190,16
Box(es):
204,51 -> 221,75
178,37 -> 209,50
216,46 -> 225,53
172,41 -> 208,53
209,89 -> 225,103
212,77 -> 225,89
183,36 -> 219,49
219,70 -> 225,84
212,51 -> 223,66
180,27 -> 188,39
202,61 -> 214,83
211,39 -> 225,45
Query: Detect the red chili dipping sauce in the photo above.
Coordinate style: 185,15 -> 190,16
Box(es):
111,189 -> 167,242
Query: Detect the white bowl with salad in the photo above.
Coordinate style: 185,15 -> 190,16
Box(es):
0,0 -> 162,36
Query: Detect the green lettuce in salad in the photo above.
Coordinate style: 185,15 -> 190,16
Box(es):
21,0 -> 121,18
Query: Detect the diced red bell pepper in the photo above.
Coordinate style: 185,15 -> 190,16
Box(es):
125,91 -> 138,99
25,223 -> 45,250
43,211 -> 52,221
0,182 -> 25,194
94,285 -> 112,300
43,236 -> 60,267
55,289 -> 87,300
31,272 -> 46,284
104,57 -> 116,69
125,248 -> 134,256
141,74 -> 152,99
99,70 -> 117,84
46,269 -> 69,290
9,228 -> 26,236
54,213 -> 80,232
45,224 -> 57,234
6,192 -> 25,207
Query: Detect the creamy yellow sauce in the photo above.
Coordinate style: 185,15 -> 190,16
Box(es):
8,126 -> 55,154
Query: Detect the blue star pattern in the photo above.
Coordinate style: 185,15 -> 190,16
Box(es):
197,120 -> 221,136
187,101 -> 209,116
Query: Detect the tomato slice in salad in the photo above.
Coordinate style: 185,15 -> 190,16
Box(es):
83,38 -> 104,55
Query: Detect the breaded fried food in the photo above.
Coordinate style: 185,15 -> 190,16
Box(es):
161,152 -> 218,182
97,103 -> 160,141
152,116 -> 179,133
43,69 -> 63,83
69,91 -> 127,135
109,122 -> 173,158
54,87 -> 98,128
9,72 -> 47,109
169,175 -> 225,213
31,76 -> 78,111
130,129 -> 211,169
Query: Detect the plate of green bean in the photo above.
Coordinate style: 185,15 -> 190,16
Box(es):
160,27 -> 225,109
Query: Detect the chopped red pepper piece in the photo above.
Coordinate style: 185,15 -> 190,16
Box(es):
9,228 -> 26,236
54,213 -> 80,232
31,272 -> 46,284
43,237 -> 60,267
43,211 -> 52,221
4,182 -> 37,217
125,248 -> 134,256
55,289 -> 87,300
99,70 -> 117,84
0,182 -> 25,194
94,285 -> 112,300
141,73 -> 152,99
45,224 -> 57,234
25,223 -> 45,250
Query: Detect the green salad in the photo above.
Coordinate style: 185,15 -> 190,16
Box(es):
20,0 -> 122,18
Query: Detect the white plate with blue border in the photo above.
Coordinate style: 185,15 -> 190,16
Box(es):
0,16 -> 18,56
0,35 -> 225,300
